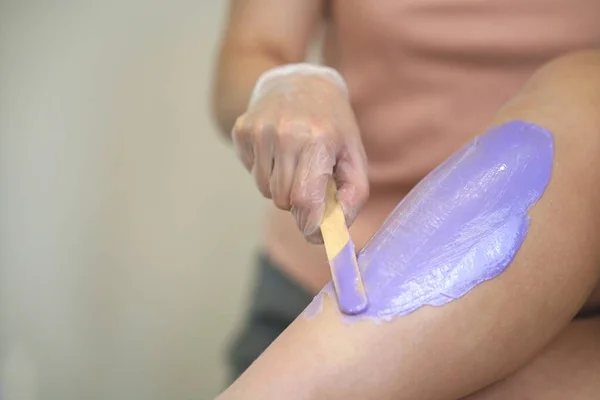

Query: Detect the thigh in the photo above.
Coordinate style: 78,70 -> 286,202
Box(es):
226,254 -> 313,382
463,316 -> 600,400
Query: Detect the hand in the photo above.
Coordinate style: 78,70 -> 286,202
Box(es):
232,65 -> 369,243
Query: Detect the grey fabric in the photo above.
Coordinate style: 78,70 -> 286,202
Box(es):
575,307 -> 600,320
226,254 -> 313,383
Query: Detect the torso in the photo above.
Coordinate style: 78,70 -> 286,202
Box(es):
262,0 -> 600,308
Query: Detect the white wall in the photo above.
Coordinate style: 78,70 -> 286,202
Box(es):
0,2 -> 264,399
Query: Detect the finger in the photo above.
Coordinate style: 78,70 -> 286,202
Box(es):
290,139 -> 336,242
269,135 -> 300,211
252,124 -> 275,198
232,116 -> 254,172
291,205 -> 326,244
335,142 -> 370,227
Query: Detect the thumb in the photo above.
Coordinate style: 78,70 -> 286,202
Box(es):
291,194 -> 327,244
290,141 -> 335,243
334,145 -> 369,228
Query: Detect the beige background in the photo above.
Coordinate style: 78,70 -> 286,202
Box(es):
0,1 -> 268,399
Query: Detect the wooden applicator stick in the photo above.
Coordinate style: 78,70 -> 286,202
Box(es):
320,178 -> 369,314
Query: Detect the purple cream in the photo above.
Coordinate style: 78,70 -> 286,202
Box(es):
330,240 -> 368,314
305,121 -> 554,322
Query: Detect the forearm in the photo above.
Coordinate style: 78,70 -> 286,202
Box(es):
211,0 -> 324,137
211,46 -> 283,137
218,50 -> 600,400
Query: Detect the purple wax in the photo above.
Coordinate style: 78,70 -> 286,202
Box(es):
305,121 -> 554,323
331,241 -> 368,315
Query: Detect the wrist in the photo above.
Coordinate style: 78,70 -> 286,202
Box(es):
249,63 -> 349,106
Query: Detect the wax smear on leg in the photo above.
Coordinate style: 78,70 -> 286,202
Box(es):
305,121 -> 554,323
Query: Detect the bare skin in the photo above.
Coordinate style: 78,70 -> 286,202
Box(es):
215,51 -> 600,399
213,1 -> 600,397
212,0 -> 324,136
464,317 -> 600,400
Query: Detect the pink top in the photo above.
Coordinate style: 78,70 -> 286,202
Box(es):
262,0 -> 600,294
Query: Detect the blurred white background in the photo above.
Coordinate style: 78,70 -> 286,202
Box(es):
0,1 -> 265,399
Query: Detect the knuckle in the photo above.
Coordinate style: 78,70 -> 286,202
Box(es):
277,120 -> 312,141
289,189 -> 315,210
272,193 -> 291,210
289,189 -> 308,209
232,114 -> 249,136
234,114 -> 271,139
232,120 -> 253,148
274,118 -> 338,151
310,119 -> 335,137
